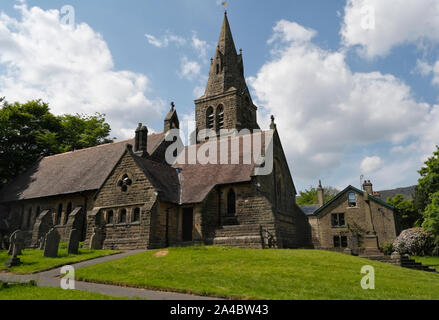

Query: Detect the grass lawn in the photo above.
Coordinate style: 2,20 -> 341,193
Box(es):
75,246 -> 439,300
0,283 -> 126,300
0,243 -> 118,274
413,256 -> 439,271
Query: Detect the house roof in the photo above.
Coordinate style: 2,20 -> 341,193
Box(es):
300,205 -> 320,216
306,185 -> 394,216
0,133 -> 165,203
377,185 -> 417,201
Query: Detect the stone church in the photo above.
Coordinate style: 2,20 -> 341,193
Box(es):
0,13 -> 312,250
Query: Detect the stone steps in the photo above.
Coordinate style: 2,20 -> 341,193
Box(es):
366,255 -> 438,273
213,224 -> 264,249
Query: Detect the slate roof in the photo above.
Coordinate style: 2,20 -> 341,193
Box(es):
0,133 -> 165,203
300,205 -> 320,216
377,185 -> 417,201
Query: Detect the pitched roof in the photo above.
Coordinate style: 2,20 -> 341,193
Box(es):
0,133 -> 165,203
311,185 -> 394,216
377,185 -> 417,201
173,132 -> 269,204
300,205 -> 320,216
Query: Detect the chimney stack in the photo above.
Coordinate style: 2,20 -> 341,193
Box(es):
363,180 -> 373,195
317,180 -> 325,208
134,123 -> 148,157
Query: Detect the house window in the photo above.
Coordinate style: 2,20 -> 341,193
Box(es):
107,210 -> 114,224
119,209 -> 127,224
331,214 -> 346,227
227,189 -> 236,216
133,208 -> 141,222
348,192 -> 357,207
333,236 -> 348,248
206,107 -> 214,130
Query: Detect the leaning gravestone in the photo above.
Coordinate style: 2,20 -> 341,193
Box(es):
5,244 -> 22,268
44,228 -> 60,258
8,230 -> 25,256
67,229 -> 80,255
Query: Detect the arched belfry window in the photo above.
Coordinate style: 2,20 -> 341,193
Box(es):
216,105 -> 225,131
206,107 -> 214,130
227,189 -> 236,216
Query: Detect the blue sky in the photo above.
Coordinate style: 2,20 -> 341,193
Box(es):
0,0 -> 438,192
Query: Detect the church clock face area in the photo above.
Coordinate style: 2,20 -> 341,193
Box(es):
0,0 -> 436,306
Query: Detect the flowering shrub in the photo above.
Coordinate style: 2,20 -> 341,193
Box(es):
392,228 -> 434,256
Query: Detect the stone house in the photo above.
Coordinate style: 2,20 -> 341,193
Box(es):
302,181 -> 397,255
0,13 -> 311,251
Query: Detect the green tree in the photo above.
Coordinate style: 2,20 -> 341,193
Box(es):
422,192 -> 439,235
297,186 -> 339,206
417,146 -> 439,211
0,99 -> 114,186
387,194 -> 422,231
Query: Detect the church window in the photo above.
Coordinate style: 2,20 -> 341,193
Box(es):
107,210 -> 114,224
216,105 -> 224,130
27,208 -> 32,229
216,63 -> 220,74
348,192 -> 357,207
133,208 -> 141,222
56,204 -> 63,225
206,107 -> 214,130
65,202 -> 72,225
36,206 -> 41,218
227,189 -> 236,216
119,209 -> 127,224
117,174 -> 132,192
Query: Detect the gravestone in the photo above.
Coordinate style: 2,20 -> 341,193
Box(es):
44,228 -> 60,258
8,230 -> 25,256
5,245 -> 22,268
89,228 -> 102,250
67,229 -> 80,254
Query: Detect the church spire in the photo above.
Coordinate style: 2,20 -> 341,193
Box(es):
203,12 -> 247,97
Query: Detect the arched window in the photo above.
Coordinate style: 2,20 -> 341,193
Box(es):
27,208 -> 32,229
119,209 -> 127,224
227,189 -> 236,216
65,202 -> 72,225
107,210 -> 114,224
133,208 -> 141,222
206,107 -> 214,130
216,63 -> 220,74
216,105 -> 224,131
56,204 -> 63,225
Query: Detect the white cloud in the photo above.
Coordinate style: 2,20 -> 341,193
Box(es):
0,3 -> 164,139
268,20 -> 316,44
361,156 -> 383,173
341,0 -> 439,58
178,57 -> 201,81
144,32 -> 186,48
249,19 -> 438,188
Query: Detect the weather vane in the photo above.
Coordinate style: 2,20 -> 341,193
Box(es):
222,1 -> 228,12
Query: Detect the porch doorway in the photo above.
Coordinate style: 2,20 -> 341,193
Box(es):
182,208 -> 194,242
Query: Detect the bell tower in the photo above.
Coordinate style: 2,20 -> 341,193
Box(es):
195,12 -> 260,136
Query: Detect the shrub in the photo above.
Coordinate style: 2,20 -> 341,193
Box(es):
380,242 -> 394,256
393,228 -> 435,256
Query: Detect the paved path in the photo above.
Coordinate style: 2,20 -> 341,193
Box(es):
0,251 -> 220,300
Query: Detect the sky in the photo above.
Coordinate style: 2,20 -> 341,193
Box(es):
0,0 -> 438,192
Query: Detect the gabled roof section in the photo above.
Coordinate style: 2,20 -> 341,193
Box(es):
311,185 -> 394,216
0,133 -> 165,203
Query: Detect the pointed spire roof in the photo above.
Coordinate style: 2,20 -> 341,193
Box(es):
201,13 -> 247,98
218,12 -> 238,59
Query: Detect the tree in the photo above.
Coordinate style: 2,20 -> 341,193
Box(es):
386,194 -> 422,231
422,192 -> 439,235
297,186 -> 339,206
0,99 -> 114,186
417,146 -> 439,211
